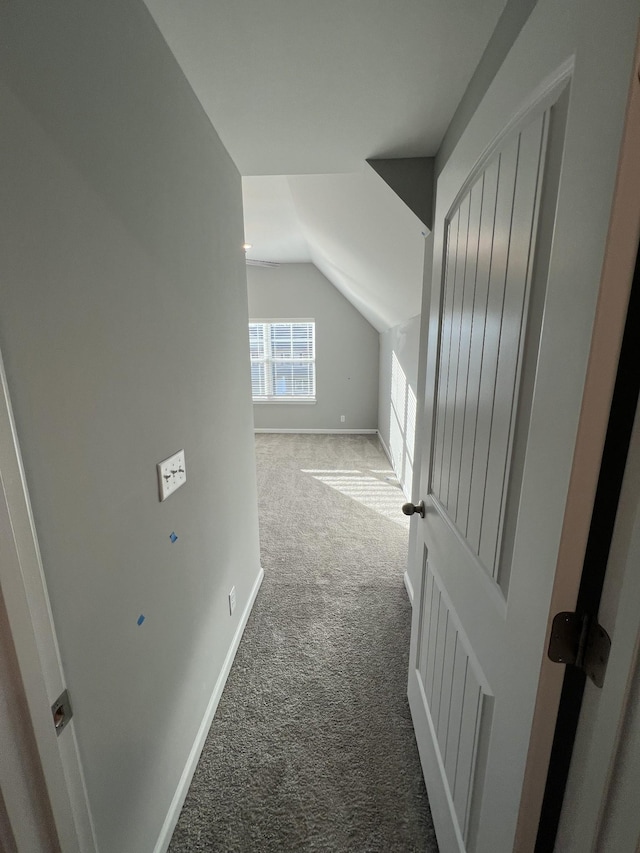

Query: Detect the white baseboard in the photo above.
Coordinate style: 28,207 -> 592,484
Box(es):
153,565 -> 265,853
377,431 -> 393,465
404,570 -> 414,605
254,428 -> 377,434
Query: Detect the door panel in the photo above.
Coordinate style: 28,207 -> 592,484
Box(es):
415,549 -> 493,847
466,141 -> 518,559
457,161 -> 498,537
482,118 -> 546,583
431,112 -> 547,587
432,207 -> 461,503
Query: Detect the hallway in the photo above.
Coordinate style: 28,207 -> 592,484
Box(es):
169,434 -> 436,851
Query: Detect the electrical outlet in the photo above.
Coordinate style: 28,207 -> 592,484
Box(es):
157,449 -> 186,501
340,415 -> 346,423
229,586 -> 236,615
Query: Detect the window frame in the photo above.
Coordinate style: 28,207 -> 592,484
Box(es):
249,319 -> 316,403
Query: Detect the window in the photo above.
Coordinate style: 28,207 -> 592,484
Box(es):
249,321 -> 316,402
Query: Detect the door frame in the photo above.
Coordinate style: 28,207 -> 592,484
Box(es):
555,262 -> 640,851
515,28 -> 640,849
0,351 -> 97,852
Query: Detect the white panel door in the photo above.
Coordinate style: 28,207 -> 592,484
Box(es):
407,2 -> 639,851
411,101 -> 556,853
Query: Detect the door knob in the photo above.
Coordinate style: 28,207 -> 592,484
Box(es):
402,500 -> 425,518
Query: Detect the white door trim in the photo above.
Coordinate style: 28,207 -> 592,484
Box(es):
517,28 -> 640,847
557,391 -> 640,850
0,352 -> 97,852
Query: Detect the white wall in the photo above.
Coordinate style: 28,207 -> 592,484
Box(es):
247,263 -> 379,431
0,1 -> 262,851
378,316 -> 421,497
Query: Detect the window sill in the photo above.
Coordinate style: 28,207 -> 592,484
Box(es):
252,399 -> 317,405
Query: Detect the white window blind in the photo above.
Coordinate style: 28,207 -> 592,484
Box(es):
249,321 -> 316,402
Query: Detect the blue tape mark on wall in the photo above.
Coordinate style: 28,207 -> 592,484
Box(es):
170,532 -> 178,543
137,614 -> 145,626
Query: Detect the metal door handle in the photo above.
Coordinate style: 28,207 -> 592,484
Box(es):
402,500 -> 425,518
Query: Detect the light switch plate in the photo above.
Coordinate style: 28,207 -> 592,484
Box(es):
157,449 -> 186,501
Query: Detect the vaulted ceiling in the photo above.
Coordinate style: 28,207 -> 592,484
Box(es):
143,0 -> 507,330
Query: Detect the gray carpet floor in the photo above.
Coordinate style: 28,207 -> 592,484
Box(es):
169,433 -> 437,852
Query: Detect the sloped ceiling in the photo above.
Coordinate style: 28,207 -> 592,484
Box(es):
288,172 -> 426,331
241,171 -> 426,331
143,0 -> 507,330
